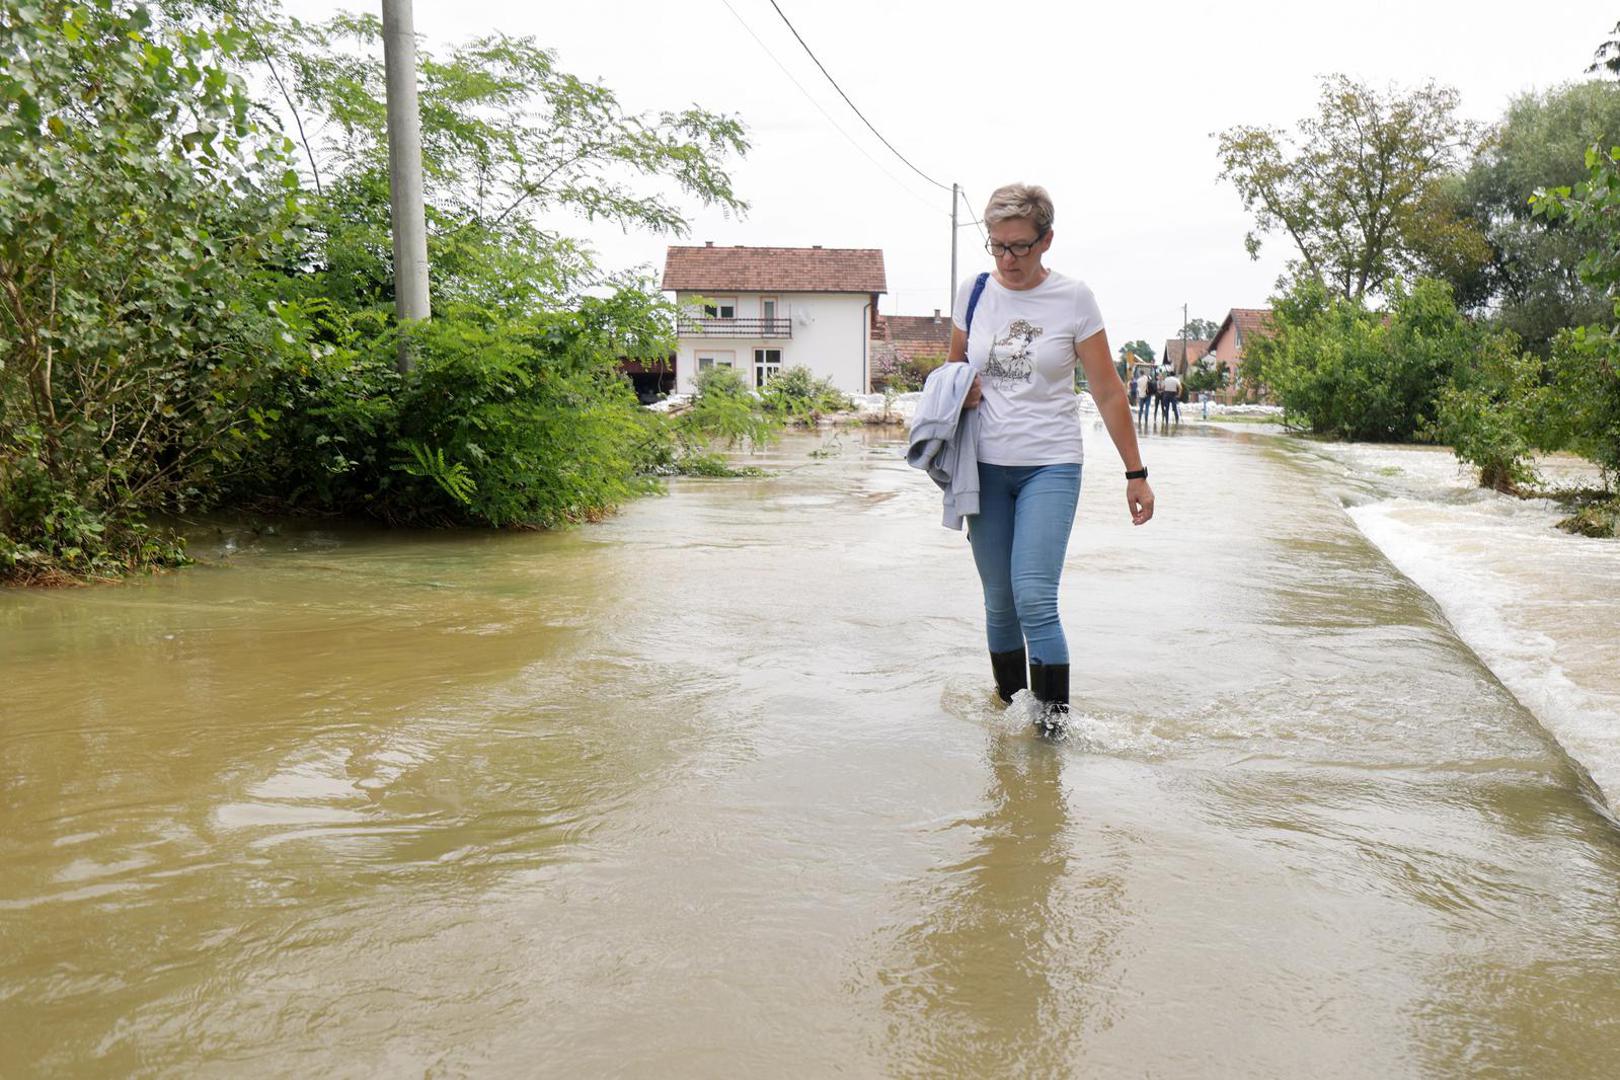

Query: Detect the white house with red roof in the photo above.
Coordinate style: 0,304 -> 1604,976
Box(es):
661,243 -> 887,394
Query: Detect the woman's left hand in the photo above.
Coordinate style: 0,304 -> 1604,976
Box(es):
1127,478 -> 1154,526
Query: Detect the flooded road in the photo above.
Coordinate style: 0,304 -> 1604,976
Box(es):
4,422 -> 1620,1077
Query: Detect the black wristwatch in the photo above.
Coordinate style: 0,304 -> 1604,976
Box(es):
1125,468 -> 1148,480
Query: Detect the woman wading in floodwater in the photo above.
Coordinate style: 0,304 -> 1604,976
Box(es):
951,183 -> 1153,732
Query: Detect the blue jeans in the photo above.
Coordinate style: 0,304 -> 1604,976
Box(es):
967,462 -> 1082,665
1137,394 -> 1152,421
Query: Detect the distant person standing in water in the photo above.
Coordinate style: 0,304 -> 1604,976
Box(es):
1160,369 -> 1181,423
1135,369 -> 1152,422
949,183 -> 1155,733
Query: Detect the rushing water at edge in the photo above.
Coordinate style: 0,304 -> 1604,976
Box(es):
3,423 -> 1619,1077
1299,439 -> 1620,810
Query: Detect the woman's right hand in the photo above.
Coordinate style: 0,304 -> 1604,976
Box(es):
963,374 -> 983,411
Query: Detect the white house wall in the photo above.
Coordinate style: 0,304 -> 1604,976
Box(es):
673,291 -> 873,395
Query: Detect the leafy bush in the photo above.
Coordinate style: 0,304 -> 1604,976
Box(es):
389,301 -> 657,526
692,364 -> 750,398
1253,277 -> 1512,441
760,364 -> 850,419
229,299 -> 403,511
1541,324 -> 1620,486
670,452 -> 766,478
236,291 -> 671,528
676,365 -> 779,452
1431,339 -> 1542,491
0,457 -> 190,584
1183,362 -> 1227,395
0,0 -> 302,582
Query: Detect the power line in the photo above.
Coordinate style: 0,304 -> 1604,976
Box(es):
956,187 -> 986,240
764,0 -> 952,193
717,0 -> 945,217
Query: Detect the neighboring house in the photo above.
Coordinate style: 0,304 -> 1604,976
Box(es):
1208,308 -> 1275,403
1161,337 -> 1213,377
661,243 -> 887,394
869,309 -> 952,389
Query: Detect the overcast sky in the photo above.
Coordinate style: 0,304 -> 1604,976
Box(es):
281,0 -> 1616,352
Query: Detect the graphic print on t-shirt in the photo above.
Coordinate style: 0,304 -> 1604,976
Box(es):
985,319 -> 1043,390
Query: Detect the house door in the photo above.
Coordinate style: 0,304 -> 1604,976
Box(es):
754,348 -> 782,388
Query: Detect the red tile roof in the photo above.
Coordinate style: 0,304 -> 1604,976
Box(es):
872,313 -> 952,364
1212,308 -> 1275,352
1233,308 -> 1274,342
1162,338 -> 1213,368
662,245 -> 887,294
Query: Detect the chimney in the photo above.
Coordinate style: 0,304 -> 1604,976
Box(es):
704,240 -> 714,247
812,244 -> 822,249
933,308 -> 941,324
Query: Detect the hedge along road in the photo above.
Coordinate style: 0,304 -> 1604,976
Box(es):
2,422 -> 1618,1078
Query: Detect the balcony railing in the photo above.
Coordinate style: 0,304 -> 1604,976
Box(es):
677,317 -> 793,339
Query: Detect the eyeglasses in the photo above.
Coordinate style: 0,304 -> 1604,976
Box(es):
985,236 -> 1043,258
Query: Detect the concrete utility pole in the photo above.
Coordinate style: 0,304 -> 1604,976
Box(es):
381,0 -> 431,372
1182,302 -> 1188,373
950,182 -> 959,321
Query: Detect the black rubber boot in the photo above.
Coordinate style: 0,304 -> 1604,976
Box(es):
1028,661 -> 1070,735
989,648 -> 1028,704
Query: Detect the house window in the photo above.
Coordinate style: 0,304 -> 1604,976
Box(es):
702,298 -> 737,320
697,352 -> 734,372
754,348 -> 782,388
760,297 -> 785,337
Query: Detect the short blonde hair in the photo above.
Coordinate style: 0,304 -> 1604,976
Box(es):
983,183 -> 1054,235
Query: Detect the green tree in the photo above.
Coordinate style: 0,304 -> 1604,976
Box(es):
0,0 -> 302,581
1441,81 -> 1620,351
0,0 -> 758,580
264,12 -> 748,311
1180,317 -> 1220,340
1215,74 -> 1484,300
226,6 -> 753,524
1531,144 -> 1620,488
1117,339 -> 1155,363
1589,18 -> 1620,77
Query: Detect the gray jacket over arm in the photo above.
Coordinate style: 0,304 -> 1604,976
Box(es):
906,362 -> 980,530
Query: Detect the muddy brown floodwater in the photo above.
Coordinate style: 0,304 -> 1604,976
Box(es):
4,424 -> 1619,1077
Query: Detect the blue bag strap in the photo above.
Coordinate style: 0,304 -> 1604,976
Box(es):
964,272 -> 990,339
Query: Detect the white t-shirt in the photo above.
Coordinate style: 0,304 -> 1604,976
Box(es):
953,270 -> 1105,466
1162,374 -> 1181,395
